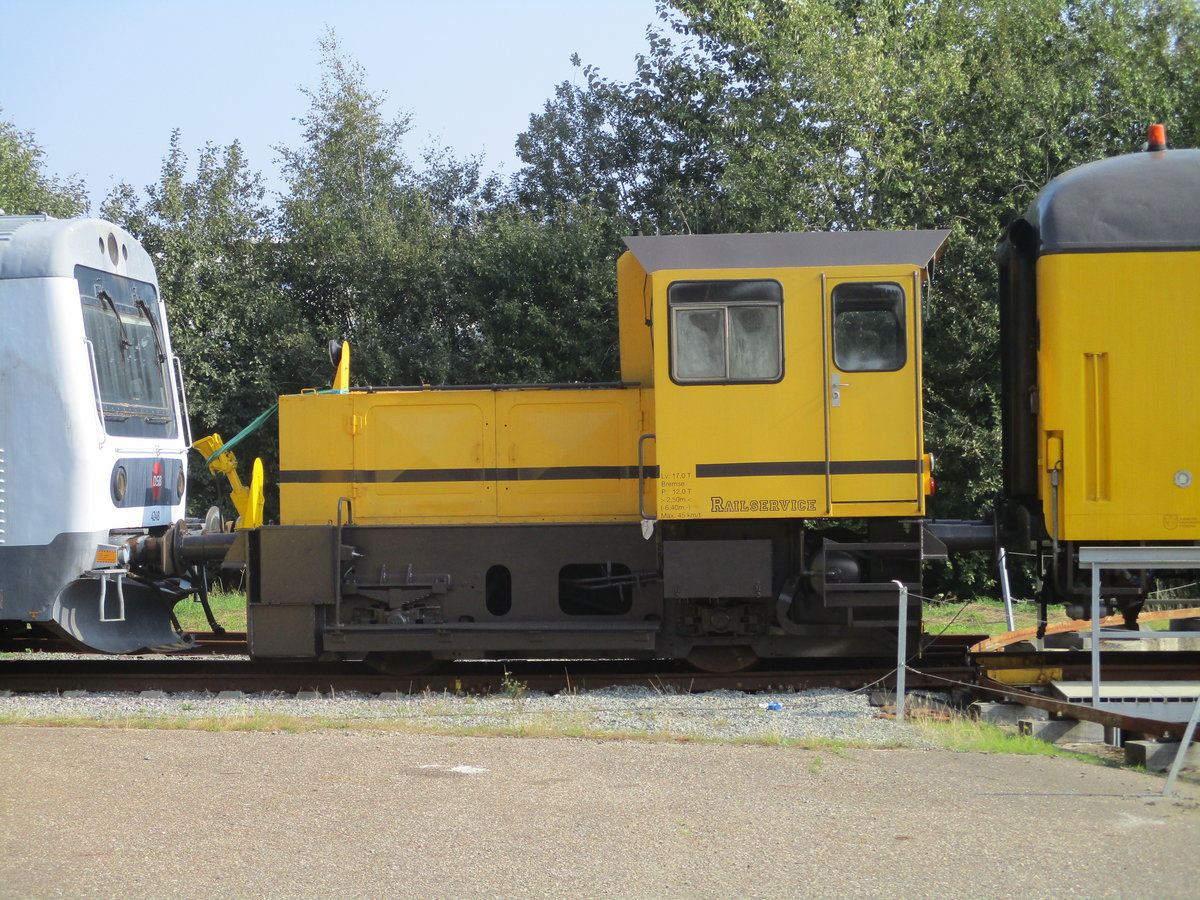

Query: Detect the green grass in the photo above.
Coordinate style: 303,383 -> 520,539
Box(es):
923,595 -> 1200,637
0,708 -> 1099,761
922,598 -> 1067,636
171,592 -> 1059,639
174,589 -> 246,633
912,715 -> 1102,762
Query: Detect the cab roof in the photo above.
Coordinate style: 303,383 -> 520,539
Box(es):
1024,148 -> 1200,254
0,215 -> 156,284
622,230 -> 950,273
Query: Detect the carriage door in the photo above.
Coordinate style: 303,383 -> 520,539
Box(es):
823,275 -> 922,506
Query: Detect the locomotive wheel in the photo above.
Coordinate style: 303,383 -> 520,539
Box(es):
363,651 -> 440,676
686,645 -> 758,673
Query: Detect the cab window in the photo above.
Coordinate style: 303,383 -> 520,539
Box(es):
669,280 -> 782,383
832,282 -> 906,372
76,265 -> 178,439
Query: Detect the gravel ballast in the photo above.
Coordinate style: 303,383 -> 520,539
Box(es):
0,685 -> 937,745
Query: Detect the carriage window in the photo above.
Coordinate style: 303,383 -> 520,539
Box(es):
669,280 -> 782,383
832,282 -> 906,372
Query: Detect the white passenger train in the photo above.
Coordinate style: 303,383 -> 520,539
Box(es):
0,215 -> 192,652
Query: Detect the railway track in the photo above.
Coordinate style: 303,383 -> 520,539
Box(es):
0,656 -> 977,696
4,634 -> 1198,720
0,633 -> 980,695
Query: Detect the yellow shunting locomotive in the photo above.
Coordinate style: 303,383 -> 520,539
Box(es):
998,127 -> 1200,623
236,230 -> 949,671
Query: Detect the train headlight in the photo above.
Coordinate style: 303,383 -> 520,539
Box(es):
177,469 -> 186,500
111,465 -> 128,504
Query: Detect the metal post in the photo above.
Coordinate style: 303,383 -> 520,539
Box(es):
1163,695 -> 1200,798
1091,562 -> 1102,709
998,547 -> 1016,632
894,580 -> 908,724
819,274 -> 833,515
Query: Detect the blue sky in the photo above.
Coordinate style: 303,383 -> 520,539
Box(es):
1,0 -> 661,208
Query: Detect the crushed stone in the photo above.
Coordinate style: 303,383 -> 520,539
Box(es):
0,684 -> 938,746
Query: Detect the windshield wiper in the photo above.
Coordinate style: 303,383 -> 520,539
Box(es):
133,291 -> 168,364
96,289 -> 132,353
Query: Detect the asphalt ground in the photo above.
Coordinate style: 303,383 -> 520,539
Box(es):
2,726 -> 1198,899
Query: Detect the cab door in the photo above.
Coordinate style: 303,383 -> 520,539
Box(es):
823,274 -> 923,506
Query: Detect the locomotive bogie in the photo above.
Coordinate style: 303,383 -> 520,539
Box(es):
241,517 -> 922,664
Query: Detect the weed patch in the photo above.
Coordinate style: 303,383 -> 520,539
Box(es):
923,598 -> 1067,636
174,588 -> 246,633
915,716 -> 1098,761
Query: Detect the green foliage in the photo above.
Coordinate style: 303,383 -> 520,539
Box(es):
14,6 -> 1197,603
275,31 -> 622,390
276,30 -> 458,387
0,111 -> 87,216
509,0 -> 1200,596
446,202 -> 624,383
102,132 -> 315,518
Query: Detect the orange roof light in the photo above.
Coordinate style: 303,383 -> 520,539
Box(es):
1147,123 -> 1167,151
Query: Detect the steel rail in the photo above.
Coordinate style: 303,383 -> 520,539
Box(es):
0,656 -> 974,696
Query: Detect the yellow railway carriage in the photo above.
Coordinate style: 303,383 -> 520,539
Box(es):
247,230 -> 950,671
999,136 -> 1200,620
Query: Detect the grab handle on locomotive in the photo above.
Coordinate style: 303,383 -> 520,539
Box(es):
637,433 -> 656,522
96,571 -> 127,623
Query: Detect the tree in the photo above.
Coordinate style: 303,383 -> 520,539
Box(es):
511,0 -> 1200,594
446,201 -> 624,384
103,132 -> 313,518
274,30 -> 629,392
0,111 -> 87,216
275,30 -> 465,387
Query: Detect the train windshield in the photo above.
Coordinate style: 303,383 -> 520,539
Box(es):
76,265 -> 178,439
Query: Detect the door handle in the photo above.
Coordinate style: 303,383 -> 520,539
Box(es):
831,376 -> 850,407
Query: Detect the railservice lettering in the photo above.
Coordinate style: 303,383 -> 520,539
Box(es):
710,496 -> 818,513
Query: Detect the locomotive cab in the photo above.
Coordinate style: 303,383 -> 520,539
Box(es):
620,232 -> 943,522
